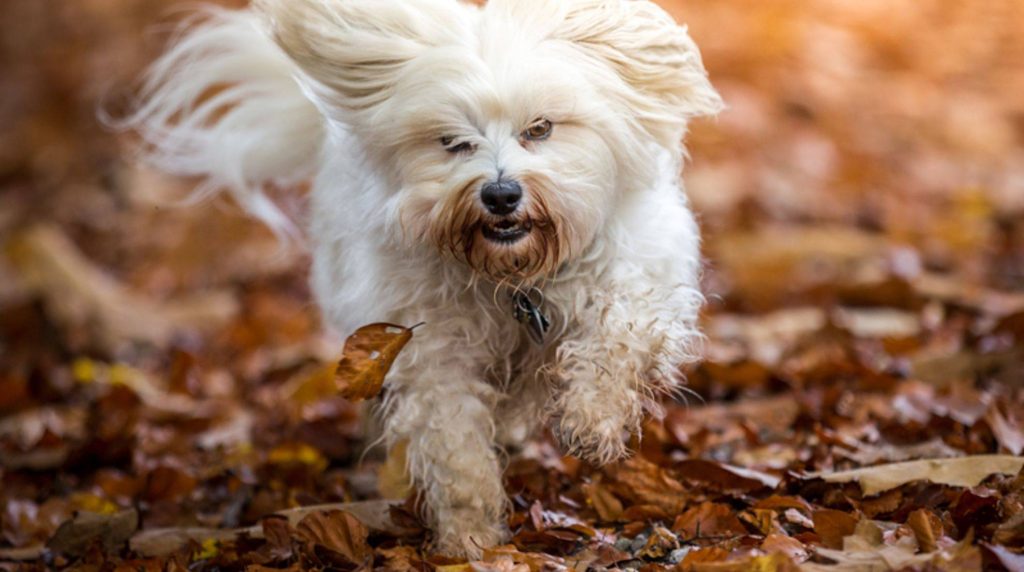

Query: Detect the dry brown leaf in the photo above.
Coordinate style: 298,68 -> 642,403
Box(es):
806,455 -> 1024,496
761,534 -> 809,563
984,407 -> 1024,456
129,528 -> 241,558
679,546 -> 730,571
841,439 -> 962,465
675,459 -> 780,491
335,323 -> 415,401
295,510 -> 371,566
583,482 -> 623,522
812,510 -> 859,550
46,509 -> 139,558
673,502 -> 748,539
906,509 -> 943,553
754,496 -> 813,513
740,508 -> 783,536
803,520 -> 976,572
376,545 -> 424,572
603,457 -> 690,514
479,545 -> 564,572
691,552 -> 799,572
636,526 -> 679,559
857,489 -> 903,518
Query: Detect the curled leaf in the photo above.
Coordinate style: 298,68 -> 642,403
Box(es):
335,323 -> 415,401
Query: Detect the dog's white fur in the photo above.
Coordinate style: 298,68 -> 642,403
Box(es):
124,0 -> 721,557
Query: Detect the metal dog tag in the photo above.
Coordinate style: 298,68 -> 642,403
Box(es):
513,287 -> 551,345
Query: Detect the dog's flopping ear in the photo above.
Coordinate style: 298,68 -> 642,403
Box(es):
492,0 -> 723,147
254,0 -> 469,117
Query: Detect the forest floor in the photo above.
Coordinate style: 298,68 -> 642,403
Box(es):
1,0 -> 1023,570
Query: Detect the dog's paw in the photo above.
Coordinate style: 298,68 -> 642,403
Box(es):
554,410 -> 632,466
432,508 -> 509,559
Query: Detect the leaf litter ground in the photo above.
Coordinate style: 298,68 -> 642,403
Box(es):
1,0 -> 1024,570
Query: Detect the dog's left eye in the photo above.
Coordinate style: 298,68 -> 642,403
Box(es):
440,136 -> 474,154
522,119 -> 553,142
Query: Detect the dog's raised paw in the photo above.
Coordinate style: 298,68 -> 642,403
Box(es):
554,412 -> 633,466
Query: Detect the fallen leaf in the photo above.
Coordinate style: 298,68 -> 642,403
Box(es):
690,552 -> 799,572
679,546 -> 729,570
603,457 -> 690,514
675,459 -> 780,491
740,508 -> 783,536
856,489 -> 903,518
812,510 -> 859,550
335,323 -> 415,401
761,534 -> 809,562
805,520 -> 932,571
981,543 -> 1024,571
952,487 -> 1001,535
295,510 -> 371,567
753,496 -> 813,513
267,442 -> 329,474
377,545 -> 424,572
260,515 -> 294,562
674,503 -> 748,539
984,407 -> 1024,456
636,526 -> 679,559
841,439 -> 963,465
583,482 -> 624,522
127,501 -> 406,558
482,544 -> 566,572
806,455 -> 1024,495
129,528 -> 238,558
46,509 -> 139,558
906,509 -> 943,553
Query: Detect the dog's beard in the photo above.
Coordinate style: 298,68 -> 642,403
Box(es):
431,176 -> 569,283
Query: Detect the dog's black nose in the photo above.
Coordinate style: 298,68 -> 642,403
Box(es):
481,180 -> 522,216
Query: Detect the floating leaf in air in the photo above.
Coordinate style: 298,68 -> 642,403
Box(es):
335,323 -> 415,401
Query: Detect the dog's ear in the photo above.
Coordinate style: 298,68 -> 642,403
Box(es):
493,0 -> 722,146
255,0 -> 468,116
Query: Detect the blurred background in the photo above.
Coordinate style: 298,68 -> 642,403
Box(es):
1,0 -> 1023,561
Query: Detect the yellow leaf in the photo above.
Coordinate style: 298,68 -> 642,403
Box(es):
268,443 -> 328,473
72,358 -> 97,384
195,538 -> 220,560
335,323 -> 415,401
70,492 -> 119,515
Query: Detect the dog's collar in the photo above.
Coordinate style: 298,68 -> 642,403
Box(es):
511,287 -> 551,345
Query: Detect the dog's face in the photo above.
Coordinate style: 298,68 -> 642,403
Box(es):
259,0 -> 721,282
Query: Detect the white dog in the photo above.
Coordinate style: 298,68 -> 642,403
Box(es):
125,0 -> 721,557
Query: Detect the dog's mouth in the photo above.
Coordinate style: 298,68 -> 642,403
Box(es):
481,219 -> 532,244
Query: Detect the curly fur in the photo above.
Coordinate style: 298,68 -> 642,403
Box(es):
123,0 -> 721,558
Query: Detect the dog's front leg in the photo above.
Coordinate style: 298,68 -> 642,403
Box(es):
382,348 -> 508,558
550,283 -> 702,465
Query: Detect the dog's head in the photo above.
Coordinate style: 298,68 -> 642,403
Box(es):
258,0 -> 721,282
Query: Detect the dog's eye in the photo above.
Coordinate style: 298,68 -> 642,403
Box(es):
522,119 -> 553,142
440,136 -> 474,154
